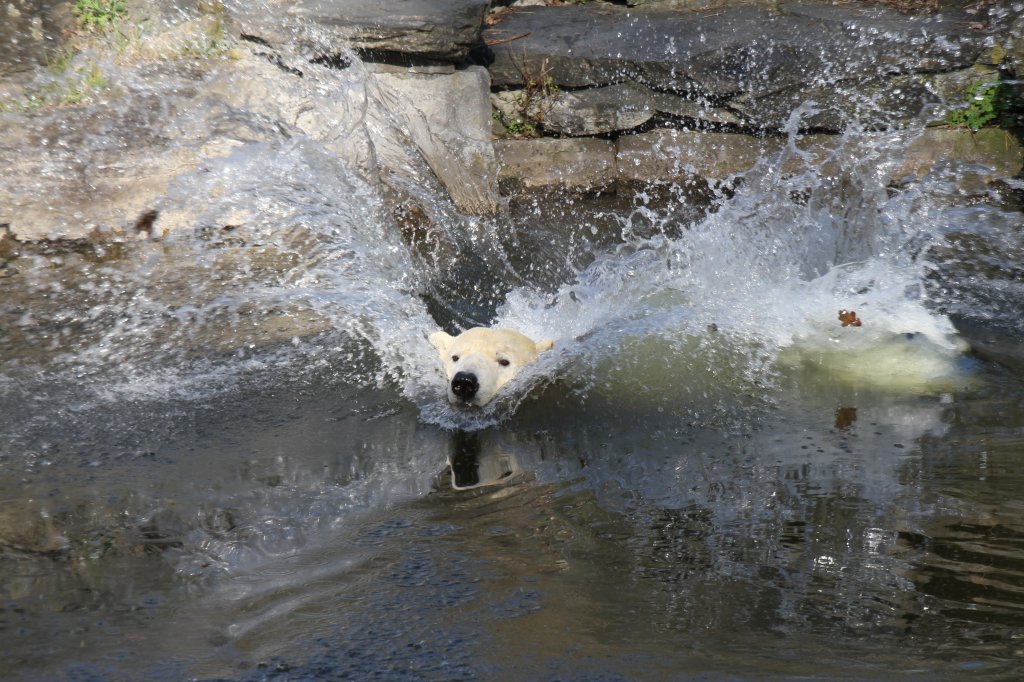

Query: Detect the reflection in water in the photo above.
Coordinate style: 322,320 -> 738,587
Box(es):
443,430 -> 527,491
3,12 -> 1024,682
2,356 -> 1024,679
235,383 -> 1024,681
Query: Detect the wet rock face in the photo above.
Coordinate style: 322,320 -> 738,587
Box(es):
0,85 -> 203,241
496,126 -> 1024,194
896,127 -> 1024,181
541,82 -> 655,136
369,65 -> 500,214
0,0 -> 73,75
484,2 -> 990,131
0,40 -> 500,241
235,0 -> 492,62
1007,13 -> 1024,77
496,138 -> 616,191
2,0 -> 1020,241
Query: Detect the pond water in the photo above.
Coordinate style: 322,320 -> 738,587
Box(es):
2,45 -> 1024,682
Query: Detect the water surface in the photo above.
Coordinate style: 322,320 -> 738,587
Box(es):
2,39 -> 1024,682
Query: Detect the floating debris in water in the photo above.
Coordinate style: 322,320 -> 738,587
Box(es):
838,309 -> 863,327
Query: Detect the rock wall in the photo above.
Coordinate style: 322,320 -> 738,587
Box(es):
0,0 -> 1022,242
481,0 -> 1023,190
225,0 -> 1024,204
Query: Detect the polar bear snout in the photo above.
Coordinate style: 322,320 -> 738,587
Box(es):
451,371 -> 480,401
429,328 -> 554,407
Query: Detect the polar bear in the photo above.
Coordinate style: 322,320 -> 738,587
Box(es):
429,327 -> 554,407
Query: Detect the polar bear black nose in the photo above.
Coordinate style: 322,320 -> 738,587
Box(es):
451,371 -> 479,399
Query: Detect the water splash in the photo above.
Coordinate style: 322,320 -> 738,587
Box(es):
2,34 -> 1017,442
492,116 -> 990,425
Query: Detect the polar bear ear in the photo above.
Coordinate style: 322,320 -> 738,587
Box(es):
429,331 -> 454,354
535,339 -> 554,352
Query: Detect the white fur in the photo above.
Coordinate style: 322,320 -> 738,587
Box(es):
429,327 -> 554,407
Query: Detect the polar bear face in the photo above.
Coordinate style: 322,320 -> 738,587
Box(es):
429,327 -> 554,407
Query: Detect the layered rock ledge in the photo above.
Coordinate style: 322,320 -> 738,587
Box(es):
1,0 -> 1022,242
483,2 -> 1010,131
237,0 -> 493,62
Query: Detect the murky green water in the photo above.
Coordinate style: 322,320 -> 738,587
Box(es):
2,358 -> 1023,680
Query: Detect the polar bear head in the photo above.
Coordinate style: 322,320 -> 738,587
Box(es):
429,327 -> 554,407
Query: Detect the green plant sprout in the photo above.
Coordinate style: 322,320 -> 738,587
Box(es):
74,0 -> 128,33
945,80 -> 1000,131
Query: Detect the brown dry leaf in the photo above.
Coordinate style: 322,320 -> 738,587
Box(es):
835,406 -> 858,430
838,309 -> 863,327
485,8 -> 510,26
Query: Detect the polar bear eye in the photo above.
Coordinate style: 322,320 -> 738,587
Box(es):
497,358 -> 510,367
451,355 -> 459,362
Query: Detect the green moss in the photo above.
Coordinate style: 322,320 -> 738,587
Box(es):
945,80 -> 1023,132
179,17 -> 233,58
73,0 -> 128,33
505,115 -> 536,137
0,63 -> 110,113
946,81 -> 998,131
46,46 -> 76,76
493,109 -> 537,138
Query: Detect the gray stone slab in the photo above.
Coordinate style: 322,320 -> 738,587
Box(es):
485,3 -> 986,128
285,0 -> 491,61
0,0 -> 72,75
646,90 -> 741,126
370,66 -> 500,214
496,138 -> 616,189
543,82 -> 654,136
616,129 -> 783,182
895,127 -> 1024,181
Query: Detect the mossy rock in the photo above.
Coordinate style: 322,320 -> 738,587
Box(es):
898,127 -> 1024,180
